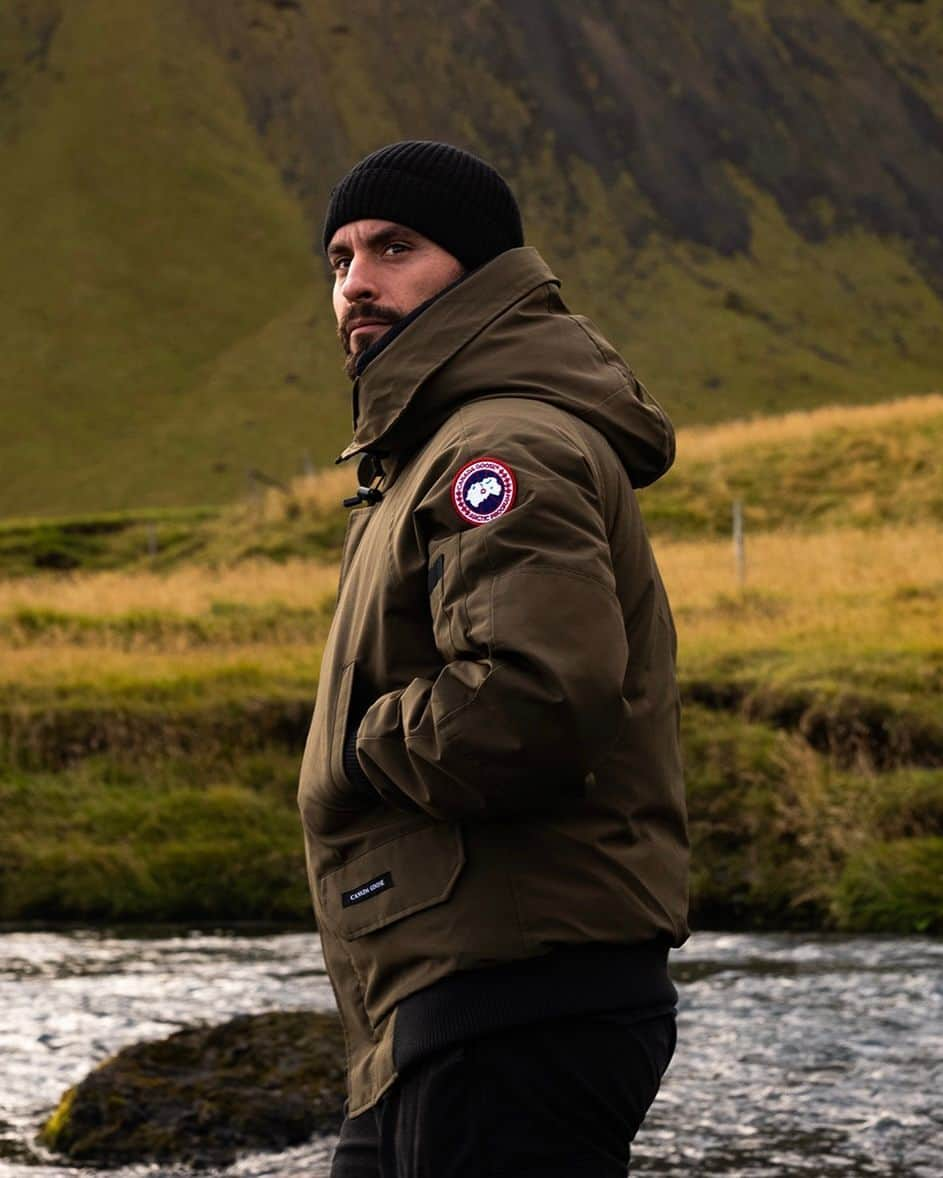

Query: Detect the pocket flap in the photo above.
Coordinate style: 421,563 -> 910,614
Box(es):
318,822 -> 464,939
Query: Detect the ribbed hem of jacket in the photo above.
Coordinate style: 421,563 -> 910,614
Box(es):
393,939 -> 676,1075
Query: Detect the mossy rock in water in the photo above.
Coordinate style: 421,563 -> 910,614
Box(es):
38,1010 -> 345,1168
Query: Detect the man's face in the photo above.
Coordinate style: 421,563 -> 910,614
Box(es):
328,219 -> 464,378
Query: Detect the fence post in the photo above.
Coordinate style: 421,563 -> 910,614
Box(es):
247,469 -> 262,518
732,498 -> 746,589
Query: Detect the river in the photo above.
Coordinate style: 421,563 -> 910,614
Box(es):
0,929 -> 939,1177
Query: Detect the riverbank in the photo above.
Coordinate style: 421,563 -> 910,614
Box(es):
1,527 -> 940,931
2,703 -> 939,931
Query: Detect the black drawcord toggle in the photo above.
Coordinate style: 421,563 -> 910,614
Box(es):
343,486 -> 384,508
343,453 -> 386,509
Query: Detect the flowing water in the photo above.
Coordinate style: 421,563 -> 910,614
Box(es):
0,929 -> 939,1177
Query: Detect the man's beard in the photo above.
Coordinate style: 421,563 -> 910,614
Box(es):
338,302 -> 400,381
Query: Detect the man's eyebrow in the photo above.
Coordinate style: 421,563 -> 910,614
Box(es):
367,225 -> 416,249
328,225 -> 416,259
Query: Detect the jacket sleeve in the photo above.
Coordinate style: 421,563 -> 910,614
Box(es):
354,415 -> 631,820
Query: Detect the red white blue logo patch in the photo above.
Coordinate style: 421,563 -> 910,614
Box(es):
451,457 -> 517,526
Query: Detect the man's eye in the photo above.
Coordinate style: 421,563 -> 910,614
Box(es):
332,257 -> 351,273
384,242 -> 410,256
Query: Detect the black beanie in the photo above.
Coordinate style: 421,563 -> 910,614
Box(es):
322,140 -> 524,271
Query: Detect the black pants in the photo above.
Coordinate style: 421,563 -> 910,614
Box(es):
331,1012 -> 676,1178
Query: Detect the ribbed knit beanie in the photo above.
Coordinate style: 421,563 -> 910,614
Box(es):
322,140 -> 524,271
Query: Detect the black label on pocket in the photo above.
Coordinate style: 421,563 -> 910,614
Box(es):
342,872 -> 394,908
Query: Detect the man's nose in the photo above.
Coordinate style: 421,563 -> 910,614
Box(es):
340,254 -> 379,303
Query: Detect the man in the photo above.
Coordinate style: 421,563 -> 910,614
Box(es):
298,140 -> 688,1178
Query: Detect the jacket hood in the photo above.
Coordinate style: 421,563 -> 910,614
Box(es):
339,247 -> 675,488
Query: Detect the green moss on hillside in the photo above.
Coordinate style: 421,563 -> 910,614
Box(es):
609,186 -> 943,424
0,0 -> 346,516
1,0 -> 941,515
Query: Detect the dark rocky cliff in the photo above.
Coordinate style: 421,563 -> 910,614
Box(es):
193,0 -> 943,270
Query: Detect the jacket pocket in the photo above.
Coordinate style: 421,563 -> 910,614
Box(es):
299,658 -> 369,835
329,659 -> 357,793
318,821 -> 465,939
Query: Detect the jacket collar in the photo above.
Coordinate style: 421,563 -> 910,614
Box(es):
338,248 -> 558,462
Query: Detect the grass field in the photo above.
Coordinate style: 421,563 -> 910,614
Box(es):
2,520 -> 938,682
2,529 -> 940,930
2,401 -> 941,931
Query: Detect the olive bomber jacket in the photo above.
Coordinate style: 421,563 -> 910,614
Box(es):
297,247 -> 689,1114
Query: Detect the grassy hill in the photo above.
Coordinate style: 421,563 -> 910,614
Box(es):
2,394 -> 940,578
1,0 -> 941,515
1,399 -> 941,931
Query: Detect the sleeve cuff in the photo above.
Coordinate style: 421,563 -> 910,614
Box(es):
342,721 -> 376,796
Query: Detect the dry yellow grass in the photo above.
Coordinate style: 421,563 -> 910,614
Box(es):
676,393 -> 943,464
655,523 -> 943,660
1,524 -> 940,691
0,643 -> 319,694
657,523 -> 943,598
0,559 -> 341,617
255,465 -> 355,523
0,560 -> 339,687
